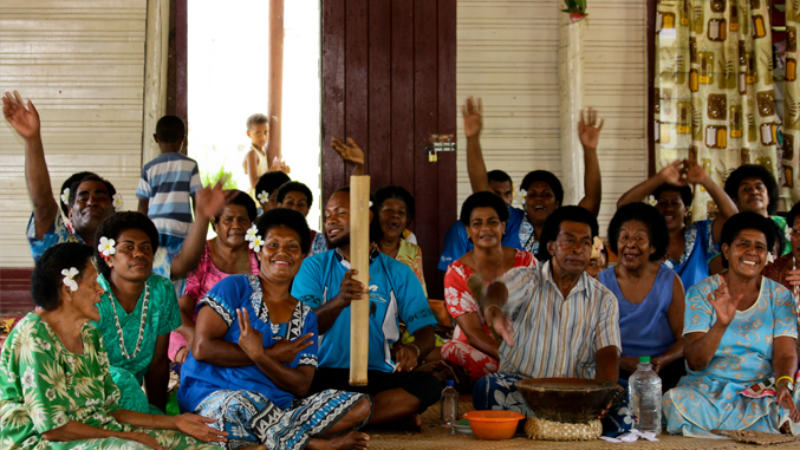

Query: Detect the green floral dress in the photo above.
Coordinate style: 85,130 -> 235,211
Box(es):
0,313 -> 218,449
94,273 -> 181,414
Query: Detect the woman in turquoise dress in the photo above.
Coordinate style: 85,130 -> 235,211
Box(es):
92,210 -> 230,414
179,209 -> 371,450
0,242 -> 226,449
664,212 -> 800,436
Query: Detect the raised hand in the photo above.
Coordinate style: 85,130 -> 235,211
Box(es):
461,97 -> 483,139
268,332 -> 314,363
269,156 -> 291,174
195,180 -> 235,219
657,160 -> 687,186
236,308 -> 264,359
331,137 -> 365,166
173,414 -> 228,443
577,107 -> 604,151
2,91 -> 40,139
707,279 -> 739,327
685,159 -> 709,185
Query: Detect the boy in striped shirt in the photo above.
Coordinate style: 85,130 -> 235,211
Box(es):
137,115 -> 202,260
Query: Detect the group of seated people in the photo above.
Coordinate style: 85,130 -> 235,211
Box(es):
2,88 -> 800,450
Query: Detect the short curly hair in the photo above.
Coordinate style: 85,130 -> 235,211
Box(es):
653,183 -> 693,208
62,173 -> 117,215
536,206 -> 599,261
254,208 -> 312,255
31,243 -> 95,311
94,212 -> 160,278
723,164 -> 779,215
216,190 -> 257,223
607,202 -> 668,261
276,181 -> 314,209
255,171 -> 291,201
719,212 -> 776,268
459,191 -> 509,226
786,201 -> 800,230
520,170 -> 564,206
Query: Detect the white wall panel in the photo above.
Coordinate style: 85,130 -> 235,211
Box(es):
0,1 -> 147,267
457,0 -> 648,234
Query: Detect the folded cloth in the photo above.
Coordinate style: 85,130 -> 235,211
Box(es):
599,429 -> 659,443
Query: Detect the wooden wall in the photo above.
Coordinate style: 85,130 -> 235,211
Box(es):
321,0 -> 457,299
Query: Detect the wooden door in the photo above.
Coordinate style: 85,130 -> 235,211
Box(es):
321,0 -> 456,299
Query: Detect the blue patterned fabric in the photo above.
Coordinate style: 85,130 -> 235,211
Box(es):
179,275 -> 319,413
26,213 -> 82,262
663,220 -> 713,291
473,372 -> 633,437
663,275 -> 799,436
194,388 -> 366,450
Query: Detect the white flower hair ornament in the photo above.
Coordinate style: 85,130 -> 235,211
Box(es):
61,267 -> 79,292
60,188 -> 71,207
257,191 -> 270,204
766,251 -> 775,265
245,224 -> 263,252
98,237 -> 117,257
112,193 -> 123,210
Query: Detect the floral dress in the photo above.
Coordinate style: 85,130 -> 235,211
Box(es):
440,249 -> 536,381
93,274 -> 182,414
664,275 -> 800,436
0,314 -> 216,450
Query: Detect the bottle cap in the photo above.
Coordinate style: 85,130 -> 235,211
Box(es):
446,380 -> 455,387
639,356 -> 651,363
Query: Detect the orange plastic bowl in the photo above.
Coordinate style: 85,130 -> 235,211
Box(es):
463,410 -> 525,440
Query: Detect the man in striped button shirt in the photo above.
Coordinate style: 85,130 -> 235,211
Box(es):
473,206 -> 631,436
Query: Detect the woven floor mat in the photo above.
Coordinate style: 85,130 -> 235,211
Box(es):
368,396 -> 800,450
368,431 -> 800,450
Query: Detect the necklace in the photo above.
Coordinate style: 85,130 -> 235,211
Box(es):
109,283 -> 150,359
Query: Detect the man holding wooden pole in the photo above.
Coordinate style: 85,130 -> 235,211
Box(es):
292,185 -> 441,428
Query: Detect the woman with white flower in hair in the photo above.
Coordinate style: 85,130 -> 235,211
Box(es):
169,191 -> 261,364
178,208 -> 371,450
92,208 -> 228,415
0,242 -> 227,449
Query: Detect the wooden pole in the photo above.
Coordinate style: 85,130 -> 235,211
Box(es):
268,0 -> 284,164
349,175 -> 370,386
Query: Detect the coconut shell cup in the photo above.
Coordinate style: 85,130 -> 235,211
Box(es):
515,378 -> 619,423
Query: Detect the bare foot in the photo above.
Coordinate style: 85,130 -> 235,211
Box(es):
308,431 -> 370,450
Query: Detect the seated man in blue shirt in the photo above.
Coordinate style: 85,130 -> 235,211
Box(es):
292,187 -> 442,429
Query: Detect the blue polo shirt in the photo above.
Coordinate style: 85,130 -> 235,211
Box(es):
292,249 -> 436,373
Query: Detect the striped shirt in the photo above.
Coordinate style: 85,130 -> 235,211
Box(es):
499,260 -> 620,380
136,152 -> 201,238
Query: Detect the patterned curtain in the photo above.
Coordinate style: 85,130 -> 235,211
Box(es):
654,0 -> 780,220
785,2 -> 800,202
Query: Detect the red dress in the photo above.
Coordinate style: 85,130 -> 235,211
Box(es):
440,249 -> 536,381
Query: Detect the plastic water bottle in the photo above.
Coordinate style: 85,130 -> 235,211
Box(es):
441,380 -> 458,433
628,356 -> 662,435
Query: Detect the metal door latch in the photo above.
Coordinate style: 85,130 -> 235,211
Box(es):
425,134 -> 456,162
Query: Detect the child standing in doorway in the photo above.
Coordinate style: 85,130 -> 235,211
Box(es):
243,113 -> 270,196
137,115 -> 202,260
